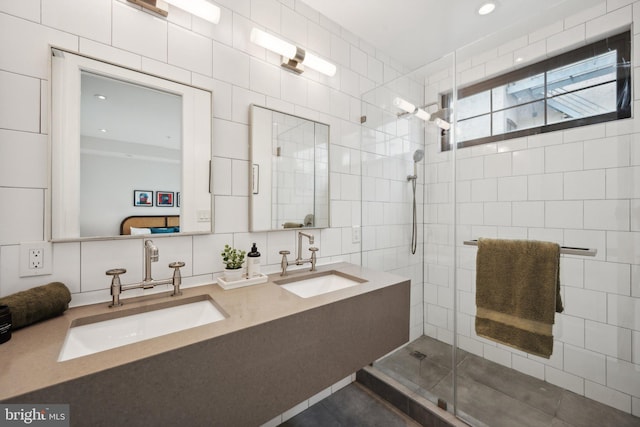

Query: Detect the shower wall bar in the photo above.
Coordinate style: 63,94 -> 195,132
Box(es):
463,240 -> 597,256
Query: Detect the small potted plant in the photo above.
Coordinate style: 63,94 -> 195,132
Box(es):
221,244 -> 246,282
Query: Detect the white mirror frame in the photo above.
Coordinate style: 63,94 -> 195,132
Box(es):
249,104 -> 330,232
50,49 -> 212,240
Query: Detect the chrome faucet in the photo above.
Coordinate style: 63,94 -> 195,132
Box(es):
144,239 -> 159,283
297,232 -> 314,261
279,231 -> 318,276
106,239 -> 185,307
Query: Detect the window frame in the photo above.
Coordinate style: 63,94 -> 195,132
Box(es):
441,30 -> 631,151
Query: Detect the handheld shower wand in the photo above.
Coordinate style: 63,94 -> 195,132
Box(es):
407,149 -> 424,181
408,149 -> 424,254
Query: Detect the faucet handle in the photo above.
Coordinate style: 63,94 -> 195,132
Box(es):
309,247 -> 318,272
279,250 -> 290,276
169,262 -> 185,297
106,268 -> 126,308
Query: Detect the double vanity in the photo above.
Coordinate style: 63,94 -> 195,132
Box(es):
0,263 -> 409,427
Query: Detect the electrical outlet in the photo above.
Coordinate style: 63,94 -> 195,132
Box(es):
197,210 -> 211,222
20,241 -> 52,277
352,226 -> 361,244
29,248 -> 44,269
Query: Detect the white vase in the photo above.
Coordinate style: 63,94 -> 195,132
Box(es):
223,268 -> 243,282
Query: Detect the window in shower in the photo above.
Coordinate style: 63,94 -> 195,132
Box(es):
441,30 -> 631,151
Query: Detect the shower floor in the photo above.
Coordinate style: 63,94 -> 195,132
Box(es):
375,335 -> 639,427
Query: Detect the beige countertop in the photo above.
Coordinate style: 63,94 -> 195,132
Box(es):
0,262 -> 408,401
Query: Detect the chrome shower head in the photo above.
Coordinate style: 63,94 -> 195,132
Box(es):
413,149 -> 424,163
408,149 -> 424,181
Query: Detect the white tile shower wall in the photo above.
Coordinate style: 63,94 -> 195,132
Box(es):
360,78 -> 427,341
422,0 -> 640,416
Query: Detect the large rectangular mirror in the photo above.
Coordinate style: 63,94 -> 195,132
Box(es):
249,105 -> 329,231
50,50 -> 212,240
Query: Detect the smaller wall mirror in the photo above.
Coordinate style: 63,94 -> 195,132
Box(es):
249,105 -> 329,231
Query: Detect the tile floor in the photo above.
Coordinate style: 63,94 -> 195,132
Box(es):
279,383 -> 422,427
374,335 -> 640,427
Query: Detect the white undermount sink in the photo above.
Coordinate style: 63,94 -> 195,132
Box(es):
58,295 -> 227,362
275,270 -> 367,298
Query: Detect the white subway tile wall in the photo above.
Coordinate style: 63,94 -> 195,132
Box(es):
0,0 -> 410,419
0,0 -> 638,420
419,0 -> 640,416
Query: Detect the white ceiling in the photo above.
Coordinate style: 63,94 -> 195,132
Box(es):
300,0 -> 602,70
81,72 -> 182,154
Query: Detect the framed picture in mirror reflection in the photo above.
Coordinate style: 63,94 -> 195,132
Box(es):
133,190 -> 153,207
156,192 -> 174,207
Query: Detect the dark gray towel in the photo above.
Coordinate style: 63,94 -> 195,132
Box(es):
0,282 -> 71,330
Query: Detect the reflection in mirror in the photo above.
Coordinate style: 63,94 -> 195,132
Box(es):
249,105 -> 329,231
50,50 -> 212,240
80,72 -> 182,237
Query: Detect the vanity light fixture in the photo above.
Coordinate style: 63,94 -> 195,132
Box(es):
414,108 -> 431,121
433,118 -> 451,130
250,28 -> 337,77
127,0 -> 220,24
393,97 -> 431,121
165,0 -> 220,24
393,97 -> 417,114
393,97 -> 451,130
478,2 -> 496,15
127,0 -> 168,17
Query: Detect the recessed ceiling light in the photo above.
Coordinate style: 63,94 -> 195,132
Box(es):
99,128 -> 107,133
95,94 -> 107,100
478,2 -> 496,15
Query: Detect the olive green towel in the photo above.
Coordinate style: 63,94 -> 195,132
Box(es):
475,238 -> 562,358
283,222 -> 303,228
0,282 -> 71,330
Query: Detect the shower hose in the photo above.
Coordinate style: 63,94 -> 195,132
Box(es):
410,177 -> 418,254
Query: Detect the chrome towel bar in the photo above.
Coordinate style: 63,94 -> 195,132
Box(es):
463,240 -> 597,257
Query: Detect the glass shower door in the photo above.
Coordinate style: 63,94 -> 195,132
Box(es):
361,52 -> 458,415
